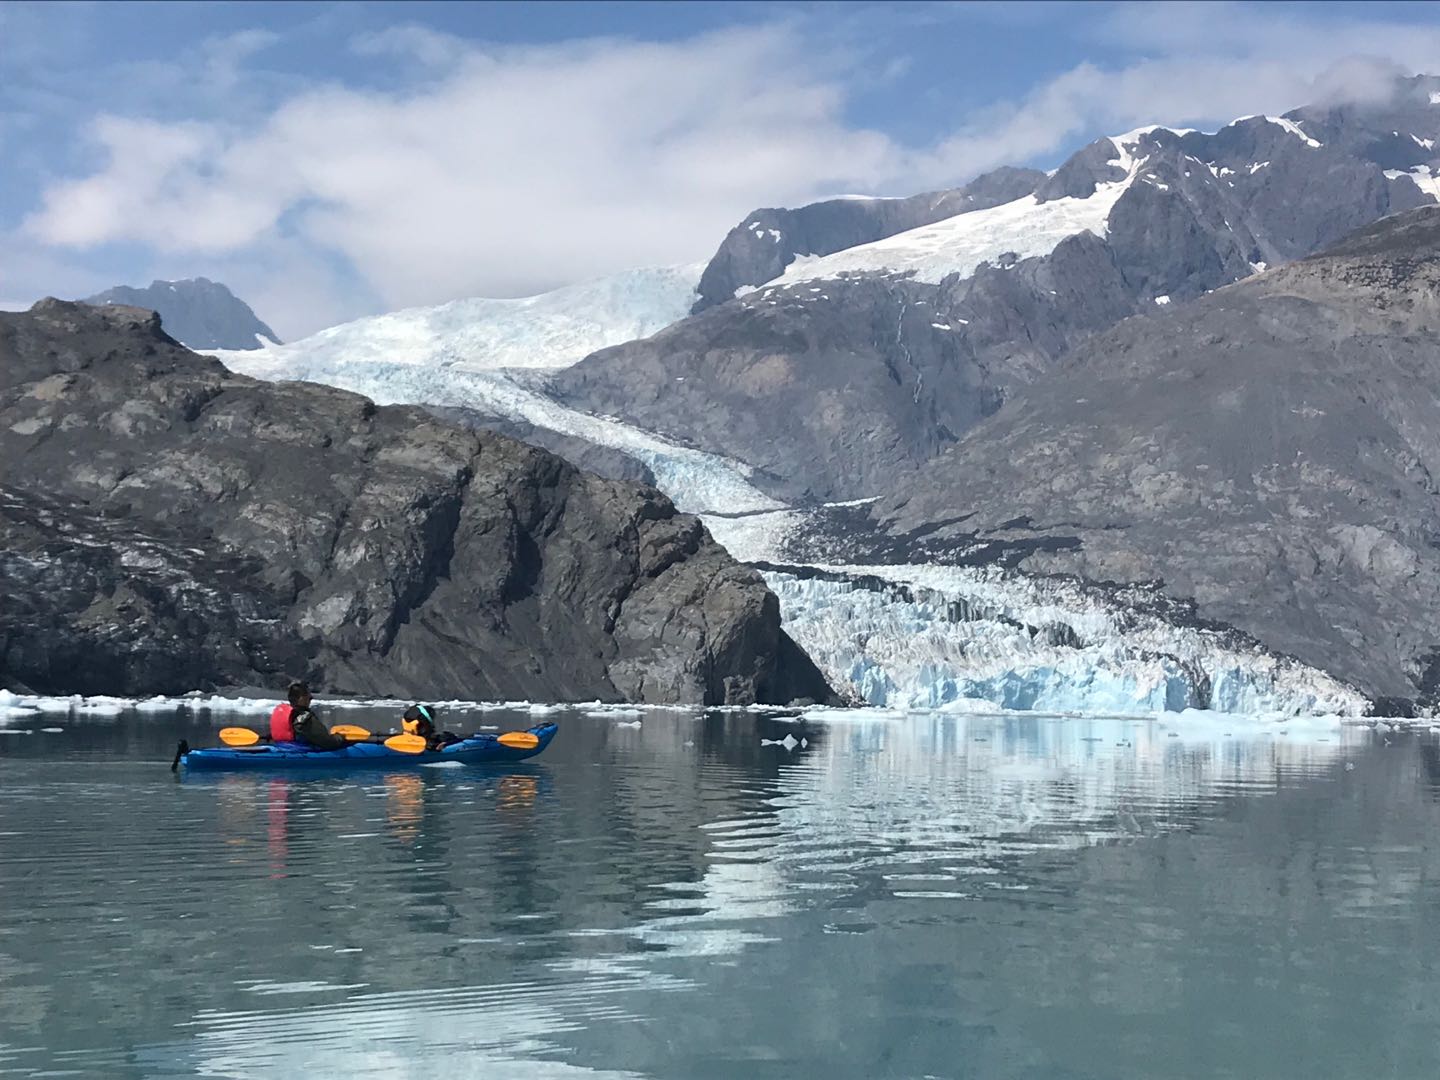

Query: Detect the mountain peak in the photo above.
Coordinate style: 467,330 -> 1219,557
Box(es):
82,278 -> 281,351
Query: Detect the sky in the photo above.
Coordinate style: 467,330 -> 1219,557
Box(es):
4,0 -> 1440,339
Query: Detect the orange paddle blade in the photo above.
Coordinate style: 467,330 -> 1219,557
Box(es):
383,733 -> 428,754
219,727 -> 260,747
497,731 -> 541,750
330,724 -> 371,740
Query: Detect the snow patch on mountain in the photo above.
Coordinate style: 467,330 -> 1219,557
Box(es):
1263,116 -> 1323,148
216,264 -> 702,376
1385,167 -> 1440,200
763,564 -> 1367,718
775,149 -> 1142,288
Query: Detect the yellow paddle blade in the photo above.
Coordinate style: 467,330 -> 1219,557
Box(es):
330,724 -> 372,740
497,731 -> 541,750
383,733 -> 428,754
219,727 -> 260,747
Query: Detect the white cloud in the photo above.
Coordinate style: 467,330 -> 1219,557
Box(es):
349,24 -> 470,71
24,26 -> 901,332
16,7 -> 1440,338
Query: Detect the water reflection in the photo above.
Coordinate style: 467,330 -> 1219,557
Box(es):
4,706 -> 1439,1079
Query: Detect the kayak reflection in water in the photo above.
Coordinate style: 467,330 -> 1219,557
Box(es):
402,703 -> 461,751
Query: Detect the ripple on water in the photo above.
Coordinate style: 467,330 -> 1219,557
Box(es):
2,706 -> 1432,1080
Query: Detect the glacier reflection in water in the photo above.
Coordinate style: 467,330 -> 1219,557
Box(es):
3,706 -> 1438,1079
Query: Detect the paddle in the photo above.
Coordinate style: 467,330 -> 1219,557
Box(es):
219,727 -> 260,747
383,733 -> 428,754
329,724 -> 373,740
497,731 -> 541,750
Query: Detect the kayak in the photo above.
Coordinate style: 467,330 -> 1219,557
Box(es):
176,722 -> 558,771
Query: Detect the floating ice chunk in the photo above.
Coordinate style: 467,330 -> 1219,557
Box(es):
760,734 -> 800,750
794,706 -> 907,723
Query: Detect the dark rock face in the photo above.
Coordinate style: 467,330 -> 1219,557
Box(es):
874,206 -> 1440,706
425,405 -> 656,486
0,301 -> 834,704
692,166 -> 1045,312
83,278 -> 280,350
556,83 -> 1438,503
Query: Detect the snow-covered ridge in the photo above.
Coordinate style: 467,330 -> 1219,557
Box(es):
775,173 -> 1135,288
214,264 -> 702,376
762,564 -> 1368,718
772,112 -> 1338,291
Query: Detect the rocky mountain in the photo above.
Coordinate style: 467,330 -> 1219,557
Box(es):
840,205 -> 1440,710
84,277 -> 280,350
425,405 -> 656,486
0,300 -> 833,705
552,76 -> 1440,503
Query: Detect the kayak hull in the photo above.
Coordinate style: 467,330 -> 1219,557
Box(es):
180,722 -> 558,771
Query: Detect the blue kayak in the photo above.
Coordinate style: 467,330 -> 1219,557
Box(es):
177,722 -> 558,771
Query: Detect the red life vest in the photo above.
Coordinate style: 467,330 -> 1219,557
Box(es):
269,703 -> 295,742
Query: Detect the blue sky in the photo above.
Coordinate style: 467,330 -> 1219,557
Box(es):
4,1 -> 1439,337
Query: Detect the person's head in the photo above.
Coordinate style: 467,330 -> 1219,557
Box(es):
287,680 -> 312,709
402,704 -> 436,737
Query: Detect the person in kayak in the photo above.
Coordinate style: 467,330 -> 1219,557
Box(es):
269,684 -> 298,741
402,703 -> 460,751
287,681 -> 348,751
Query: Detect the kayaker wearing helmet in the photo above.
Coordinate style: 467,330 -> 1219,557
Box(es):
286,681 -> 347,751
403,704 -> 460,751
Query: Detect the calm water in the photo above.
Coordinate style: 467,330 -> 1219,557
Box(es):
2,705 -> 1438,1078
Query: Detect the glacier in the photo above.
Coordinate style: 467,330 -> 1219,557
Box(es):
213,264 -> 703,376
195,114 -> 1408,719
760,565 -> 1368,718
214,262 -> 782,516
219,358 -> 780,516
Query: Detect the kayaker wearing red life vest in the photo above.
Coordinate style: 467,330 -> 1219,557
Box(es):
270,680 -> 347,750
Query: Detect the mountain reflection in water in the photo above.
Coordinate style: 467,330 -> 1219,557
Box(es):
2,705 -> 1437,1079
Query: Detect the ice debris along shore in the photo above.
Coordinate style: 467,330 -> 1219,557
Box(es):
762,565 -> 1370,718
0,691 -> 794,724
